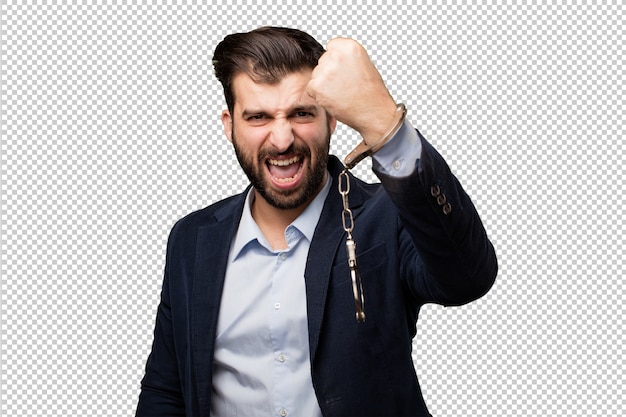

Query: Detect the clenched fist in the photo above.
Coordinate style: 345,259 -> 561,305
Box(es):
306,38 -> 399,146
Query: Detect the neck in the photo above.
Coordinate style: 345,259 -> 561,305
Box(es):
250,194 -> 304,251
251,174 -> 327,251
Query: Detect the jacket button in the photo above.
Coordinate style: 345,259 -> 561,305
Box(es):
430,185 -> 441,196
437,194 -> 447,205
443,203 -> 452,215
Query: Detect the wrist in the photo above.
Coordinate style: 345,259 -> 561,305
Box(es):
360,101 -> 401,146
344,103 -> 407,169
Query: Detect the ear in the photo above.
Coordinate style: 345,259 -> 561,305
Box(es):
221,109 -> 233,143
328,115 -> 337,135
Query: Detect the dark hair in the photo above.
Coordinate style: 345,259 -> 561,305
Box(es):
212,27 -> 325,112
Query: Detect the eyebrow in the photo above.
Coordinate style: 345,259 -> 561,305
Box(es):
241,105 -> 318,118
292,105 -> 318,113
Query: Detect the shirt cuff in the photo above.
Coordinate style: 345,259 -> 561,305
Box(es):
371,119 -> 422,177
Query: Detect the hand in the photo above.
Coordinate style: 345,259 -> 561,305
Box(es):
306,38 -> 399,145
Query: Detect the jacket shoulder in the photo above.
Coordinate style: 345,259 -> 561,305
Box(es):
169,190 -> 247,237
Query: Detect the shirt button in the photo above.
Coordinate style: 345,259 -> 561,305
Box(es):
274,302 -> 281,310
392,159 -> 402,170
278,354 -> 286,362
279,253 -> 287,260
279,408 -> 288,416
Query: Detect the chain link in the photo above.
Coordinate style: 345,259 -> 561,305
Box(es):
338,170 -> 354,236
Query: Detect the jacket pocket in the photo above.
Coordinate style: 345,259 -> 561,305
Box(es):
330,241 -> 389,288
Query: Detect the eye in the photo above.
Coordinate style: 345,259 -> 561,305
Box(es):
292,111 -> 314,120
245,114 -> 269,126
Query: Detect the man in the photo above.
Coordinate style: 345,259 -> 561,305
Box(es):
136,26 -> 497,417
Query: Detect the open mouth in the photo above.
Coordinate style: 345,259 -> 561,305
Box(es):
266,155 -> 304,185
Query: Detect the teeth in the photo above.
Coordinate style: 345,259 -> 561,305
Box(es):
268,156 -> 300,166
273,163 -> 304,183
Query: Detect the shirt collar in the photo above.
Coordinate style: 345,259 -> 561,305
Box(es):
230,173 -> 332,261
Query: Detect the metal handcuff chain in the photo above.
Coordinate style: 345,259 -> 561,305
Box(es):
338,170 -> 366,322
339,103 -> 407,323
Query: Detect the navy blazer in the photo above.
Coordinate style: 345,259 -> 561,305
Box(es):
137,133 -> 498,417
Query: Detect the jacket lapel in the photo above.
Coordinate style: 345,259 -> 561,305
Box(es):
192,193 -> 246,413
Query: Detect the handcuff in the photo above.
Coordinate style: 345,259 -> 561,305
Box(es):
339,103 -> 406,322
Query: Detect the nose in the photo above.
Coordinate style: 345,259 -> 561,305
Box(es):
268,118 -> 295,152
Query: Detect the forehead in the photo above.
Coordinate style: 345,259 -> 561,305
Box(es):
231,69 -> 317,113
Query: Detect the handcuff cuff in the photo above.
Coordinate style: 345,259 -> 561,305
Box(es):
339,103 -> 407,322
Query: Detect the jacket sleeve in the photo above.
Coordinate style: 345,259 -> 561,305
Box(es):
136,228 -> 186,416
374,130 -> 498,306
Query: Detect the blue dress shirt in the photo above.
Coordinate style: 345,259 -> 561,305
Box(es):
211,120 -> 422,417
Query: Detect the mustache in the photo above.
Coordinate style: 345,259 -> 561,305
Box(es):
257,144 -> 311,161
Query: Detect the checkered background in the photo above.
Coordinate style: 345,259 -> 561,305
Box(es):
1,1 -> 623,416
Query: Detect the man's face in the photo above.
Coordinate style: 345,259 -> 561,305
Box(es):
222,69 -> 337,211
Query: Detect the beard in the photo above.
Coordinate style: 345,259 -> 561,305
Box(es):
231,126 -> 332,211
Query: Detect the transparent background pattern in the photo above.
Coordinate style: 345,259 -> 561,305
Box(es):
1,1 -> 623,416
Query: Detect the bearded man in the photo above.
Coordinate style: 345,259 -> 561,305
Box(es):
136,26 -> 497,417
